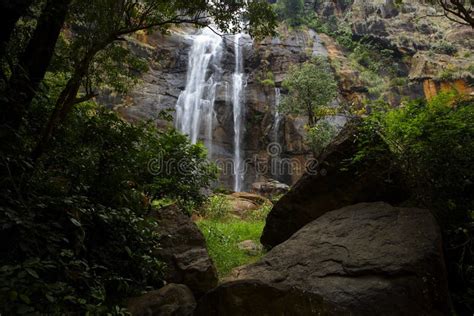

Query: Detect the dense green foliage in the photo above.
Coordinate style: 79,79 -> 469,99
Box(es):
280,57 -> 338,154
356,93 -> 474,314
280,57 -> 337,124
198,194 -> 233,220
0,96 -> 216,313
306,120 -> 338,155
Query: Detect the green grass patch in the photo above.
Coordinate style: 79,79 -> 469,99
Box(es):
197,219 -> 265,278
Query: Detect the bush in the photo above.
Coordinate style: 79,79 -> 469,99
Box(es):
432,41 -> 458,55
0,193 -> 162,314
200,194 -> 232,220
0,100 -> 217,313
306,120 -> 338,156
357,92 -> 474,314
382,93 -> 474,218
245,202 -> 273,221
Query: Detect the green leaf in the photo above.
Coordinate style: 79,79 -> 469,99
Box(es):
45,293 -> 55,302
19,293 -> 31,304
70,218 -> 82,227
25,268 -> 39,279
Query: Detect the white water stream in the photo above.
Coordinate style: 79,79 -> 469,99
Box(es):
175,28 -> 223,153
176,29 -> 248,191
232,34 -> 245,192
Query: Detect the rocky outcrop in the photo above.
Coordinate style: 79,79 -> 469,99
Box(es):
251,179 -> 290,198
241,25 -> 327,187
195,280 -> 347,316
199,202 -> 449,315
111,30 -> 192,127
423,79 -> 473,101
261,121 -> 409,248
151,205 -> 218,296
104,25 -> 322,190
314,0 -> 473,101
127,284 -> 196,316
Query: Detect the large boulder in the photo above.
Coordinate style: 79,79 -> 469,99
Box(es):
261,121 -> 409,248
151,205 -> 218,296
198,202 -> 450,315
127,284 -> 196,316
195,280 -> 347,316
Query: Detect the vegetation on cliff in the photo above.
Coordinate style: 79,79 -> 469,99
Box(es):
279,57 -> 339,155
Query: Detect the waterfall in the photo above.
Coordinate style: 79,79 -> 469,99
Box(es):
272,87 -> 283,180
232,34 -> 245,192
175,28 -> 223,150
273,87 -> 282,143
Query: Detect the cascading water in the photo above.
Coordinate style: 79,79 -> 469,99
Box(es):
176,28 -> 248,191
232,34 -> 245,192
273,87 -> 282,143
175,28 -> 223,152
272,87 -> 283,179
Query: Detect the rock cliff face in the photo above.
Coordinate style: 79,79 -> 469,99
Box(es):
107,26 -> 325,190
103,1 -> 472,191
312,0 -> 473,104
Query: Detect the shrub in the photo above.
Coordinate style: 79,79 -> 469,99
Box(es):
437,68 -> 456,81
0,166 -> 163,314
200,194 -> 232,220
306,120 -> 338,156
390,77 -> 409,87
383,93 -> 474,221
432,41 -> 458,55
356,92 -> 474,314
245,202 -> 273,221
0,100 -> 217,313
260,71 -> 276,87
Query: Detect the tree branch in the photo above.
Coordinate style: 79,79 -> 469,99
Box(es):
72,92 -> 97,105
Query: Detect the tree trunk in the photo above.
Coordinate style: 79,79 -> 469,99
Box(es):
0,0 -> 34,53
31,48 -> 100,160
307,104 -> 315,127
1,0 -> 71,132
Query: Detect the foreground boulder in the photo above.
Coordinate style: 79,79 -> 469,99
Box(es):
261,121 -> 409,248
195,280 -> 347,316
199,202 -> 449,315
127,284 -> 196,316
151,205 -> 218,296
